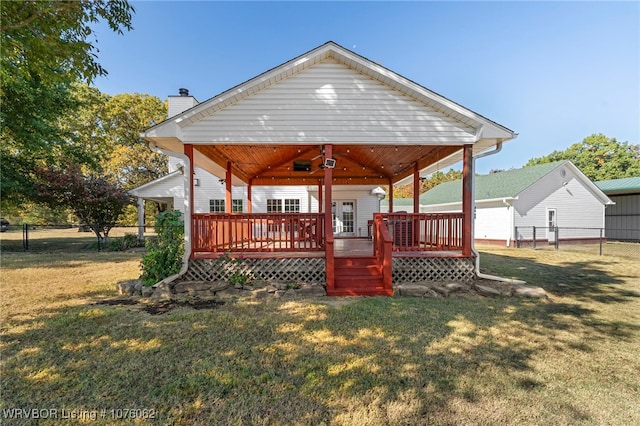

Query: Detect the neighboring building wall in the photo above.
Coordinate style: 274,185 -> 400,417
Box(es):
420,201 -> 511,244
605,194 -> 640,241
513,165 -> 604,240
475,203 -> 511,243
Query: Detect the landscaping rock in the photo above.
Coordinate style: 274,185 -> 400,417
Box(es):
264,285 -> 278,293
512,285 -> 548,298
444,283 -> 465,293
283,289 -> 297,298
274,290 -> 286,298
296,285 -> 326,297
116,280 -> 138,296
474,284 -> 502,297
150,282 -> 173,301
433,286 -> 450,297
141,286 -> 154,298
174,281 -> 229,295
252,288 -> 270,299
134,281 -> 144,294
397,284 -> 429,297
426,288 -> 440,298
272,282 -> 289,291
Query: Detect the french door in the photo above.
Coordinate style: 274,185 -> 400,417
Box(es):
332,200 -> 356,237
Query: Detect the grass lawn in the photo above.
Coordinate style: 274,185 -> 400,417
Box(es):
1,246 -> 639,425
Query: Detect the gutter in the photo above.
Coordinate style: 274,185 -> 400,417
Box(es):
147,142 -> 191,286
471,142 -> 526,285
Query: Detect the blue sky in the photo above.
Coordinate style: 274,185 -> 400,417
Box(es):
92,1 -> 639,175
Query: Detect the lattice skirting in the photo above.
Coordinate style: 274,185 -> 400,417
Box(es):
392,257 -> 475,284
183,257 -> 326,285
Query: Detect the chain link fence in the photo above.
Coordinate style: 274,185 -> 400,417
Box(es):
0,224 -> 156,253
514,226 -> 639,258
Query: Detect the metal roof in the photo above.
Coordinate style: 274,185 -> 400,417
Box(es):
419,161 -> 565,205
595,177 -> 640,195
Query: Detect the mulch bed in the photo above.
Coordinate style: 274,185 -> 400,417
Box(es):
94,298 -> 225,315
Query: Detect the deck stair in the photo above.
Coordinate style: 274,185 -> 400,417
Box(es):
331,256 -> 391,296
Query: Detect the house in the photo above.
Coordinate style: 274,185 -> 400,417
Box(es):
396,161 -> 613,247
596,177 -> 640,241
139,41 -> 517,296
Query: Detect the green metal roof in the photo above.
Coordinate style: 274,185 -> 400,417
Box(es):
595,177 -> 640,195
420,161 -> 566,205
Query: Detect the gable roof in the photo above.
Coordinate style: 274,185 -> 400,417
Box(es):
595,177 -> 640,195
128,170 -> 182,197
145,41 -> 514,141
419,160 -> 613,206
141,41 -> 516,185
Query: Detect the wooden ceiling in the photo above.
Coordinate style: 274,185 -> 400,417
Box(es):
195,144 -> 463,186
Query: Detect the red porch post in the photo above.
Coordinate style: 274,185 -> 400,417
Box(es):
184,144 -> 195,258
462,144 -> 473,256
317,179 -> 323,212
388,177 -> 394,213
225,161 -> 232,213
247,178 -> 252,213
413,163 -> 420,214
324,145 -> 334,293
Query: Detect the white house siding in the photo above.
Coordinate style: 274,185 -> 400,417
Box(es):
308,187 -> 383,238
513,166 -> 604,240
605,194 -> 640,241
250,186 -> 310,213
181,60 -> 476,145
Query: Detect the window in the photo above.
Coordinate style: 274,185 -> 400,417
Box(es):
210,199 -> 243,213
267,199 -> 282,213
232,199 -> 243,213
209,199 -> 225,213
284,199 -> 300,213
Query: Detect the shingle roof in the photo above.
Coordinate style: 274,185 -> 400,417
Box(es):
420,161 -> 566,205
595,177 -> 640,195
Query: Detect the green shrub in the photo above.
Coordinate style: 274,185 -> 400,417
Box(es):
140,210 -> 184,285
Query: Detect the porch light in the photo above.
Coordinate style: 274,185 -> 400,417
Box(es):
323,158 -> 336,169
371,186 -> 386,200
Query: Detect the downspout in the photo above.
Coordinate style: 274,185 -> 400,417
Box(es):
472,142 -> 526,285
502,198 -> 513,247
147,142 -> 191,285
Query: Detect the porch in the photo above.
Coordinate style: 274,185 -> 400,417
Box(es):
186,212 -> 475,296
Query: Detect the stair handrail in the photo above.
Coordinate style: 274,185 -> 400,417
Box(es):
373,213 -> 393,292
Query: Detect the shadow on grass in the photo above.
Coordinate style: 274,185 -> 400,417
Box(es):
0,251 -> 143,270
479,251 -> 640,304
3,283 -> 639,425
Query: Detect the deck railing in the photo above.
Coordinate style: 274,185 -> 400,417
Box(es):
381,212 -> 464,251
192,213 -> 325,254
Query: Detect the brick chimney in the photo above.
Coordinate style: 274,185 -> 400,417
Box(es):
167,88 -> 198,118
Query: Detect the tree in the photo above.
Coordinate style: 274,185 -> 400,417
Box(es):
0,0 -> 134,207
525,134 -> 640,181
1,0 -> 134,86
36,163 -> 131,246
100,93 -> 168,189
393,168 -> 462,198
